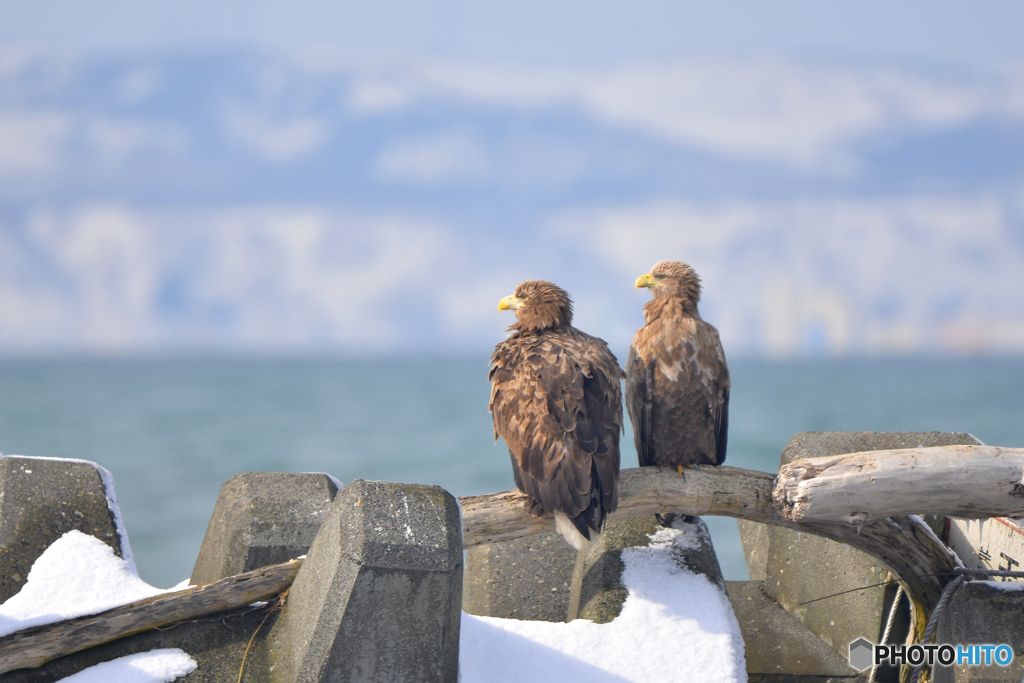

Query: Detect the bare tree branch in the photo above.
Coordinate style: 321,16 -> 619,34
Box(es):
775,445 -> 1024,524
0,559 -> 302,674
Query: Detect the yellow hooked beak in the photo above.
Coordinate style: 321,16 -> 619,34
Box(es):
635,273 -> 657,289
498,294 -> 525,312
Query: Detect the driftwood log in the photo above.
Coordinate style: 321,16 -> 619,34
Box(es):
462,465 -> 958,644
775,445 -> 1024,524
0,558 -> 302,675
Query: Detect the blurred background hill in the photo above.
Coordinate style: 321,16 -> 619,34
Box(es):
2,1 -> 1024,357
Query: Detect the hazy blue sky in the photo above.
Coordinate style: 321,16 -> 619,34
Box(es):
2,3 -> 1024,356
4,0 -> 1024,68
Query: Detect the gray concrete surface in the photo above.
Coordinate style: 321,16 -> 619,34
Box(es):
568,515 -> 725,623
463,531 -> 577,622
727,580 -> 864,683
764,432 -> 980,658
5,603 -> 279,683
190,472 -> 340,586
738,518 -> 770,582
934,580 -> 1024,683
0,455 -> 126,602
268,479 -> 463,683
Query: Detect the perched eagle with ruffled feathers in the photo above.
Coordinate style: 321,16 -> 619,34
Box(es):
626,261 -> 730,472
489,280 -> 624,550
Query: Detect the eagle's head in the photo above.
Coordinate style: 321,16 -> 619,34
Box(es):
635,260 -> 702,307
499,279 -> 574,333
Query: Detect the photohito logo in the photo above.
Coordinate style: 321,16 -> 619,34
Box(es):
849,639 -> 874,671
848,638 -> 1014,671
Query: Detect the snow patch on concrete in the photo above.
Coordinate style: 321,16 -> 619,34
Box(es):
460,524 -> 746,682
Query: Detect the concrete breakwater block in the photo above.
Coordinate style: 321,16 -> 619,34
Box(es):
190,472 -> 340,585
0,455 -> 127,603
269,479 -> 463,683
739,431 -> 980,665
5,475 -> 461,683
4,602 -> 282,683
567,515 -> 725,623
726,581 -> 861,682
462,531 -> 577,622
737,518 -> 770,582
934,581 -> 1024,683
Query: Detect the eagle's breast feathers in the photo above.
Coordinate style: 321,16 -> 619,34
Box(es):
627,264 -> 730,469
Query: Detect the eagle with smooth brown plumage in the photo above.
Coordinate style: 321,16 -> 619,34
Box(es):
489,280 -> 624,550
626,261 -> 730,472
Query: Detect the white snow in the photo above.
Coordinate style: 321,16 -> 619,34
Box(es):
0,530 -> 169,638
0,531 -> 194,682
4,455 -> 137,573
54,649 -> 197,683
981,580 -> 1024,591
460,524 -> 747,683
908,514 -> 965,568
4,525 -> 745,683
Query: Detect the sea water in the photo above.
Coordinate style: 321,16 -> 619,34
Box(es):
1,357 -> 1022,589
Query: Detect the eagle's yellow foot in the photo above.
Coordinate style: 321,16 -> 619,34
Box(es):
676,463 -> 700,480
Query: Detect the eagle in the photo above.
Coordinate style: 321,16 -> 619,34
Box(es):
626,261 -> 730,473
489,280 -> 624,550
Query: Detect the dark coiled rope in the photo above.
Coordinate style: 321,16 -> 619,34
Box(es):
909,568 -> 1024,683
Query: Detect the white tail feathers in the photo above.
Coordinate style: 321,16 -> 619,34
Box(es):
555,511 -> 599,551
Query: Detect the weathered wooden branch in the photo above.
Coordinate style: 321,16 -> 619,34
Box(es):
0,558 -> 302,674
775,445 -> 1024,524
460,465 -> 781,547
461,465 -> 958,643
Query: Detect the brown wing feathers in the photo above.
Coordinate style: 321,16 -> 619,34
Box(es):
625,345 -> 653,466
490,280 -> 623,547
490,267 -> 728,545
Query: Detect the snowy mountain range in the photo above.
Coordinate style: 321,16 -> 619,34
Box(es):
2,49 -> 1023,356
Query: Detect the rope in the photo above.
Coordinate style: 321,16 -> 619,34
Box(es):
908,566 -> 1024,683
908,575 -> 963,683
868,582 -> 905,683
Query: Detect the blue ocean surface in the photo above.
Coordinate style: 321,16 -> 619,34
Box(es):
1,357 -> 1022,589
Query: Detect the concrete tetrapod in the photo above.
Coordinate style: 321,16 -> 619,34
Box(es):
760,432 -> 978,665
268,479 -> 463,683
190,472 -> 340,585
463,531 -> 577,622
0,455 -> 127,602
568,515 -> 725,623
